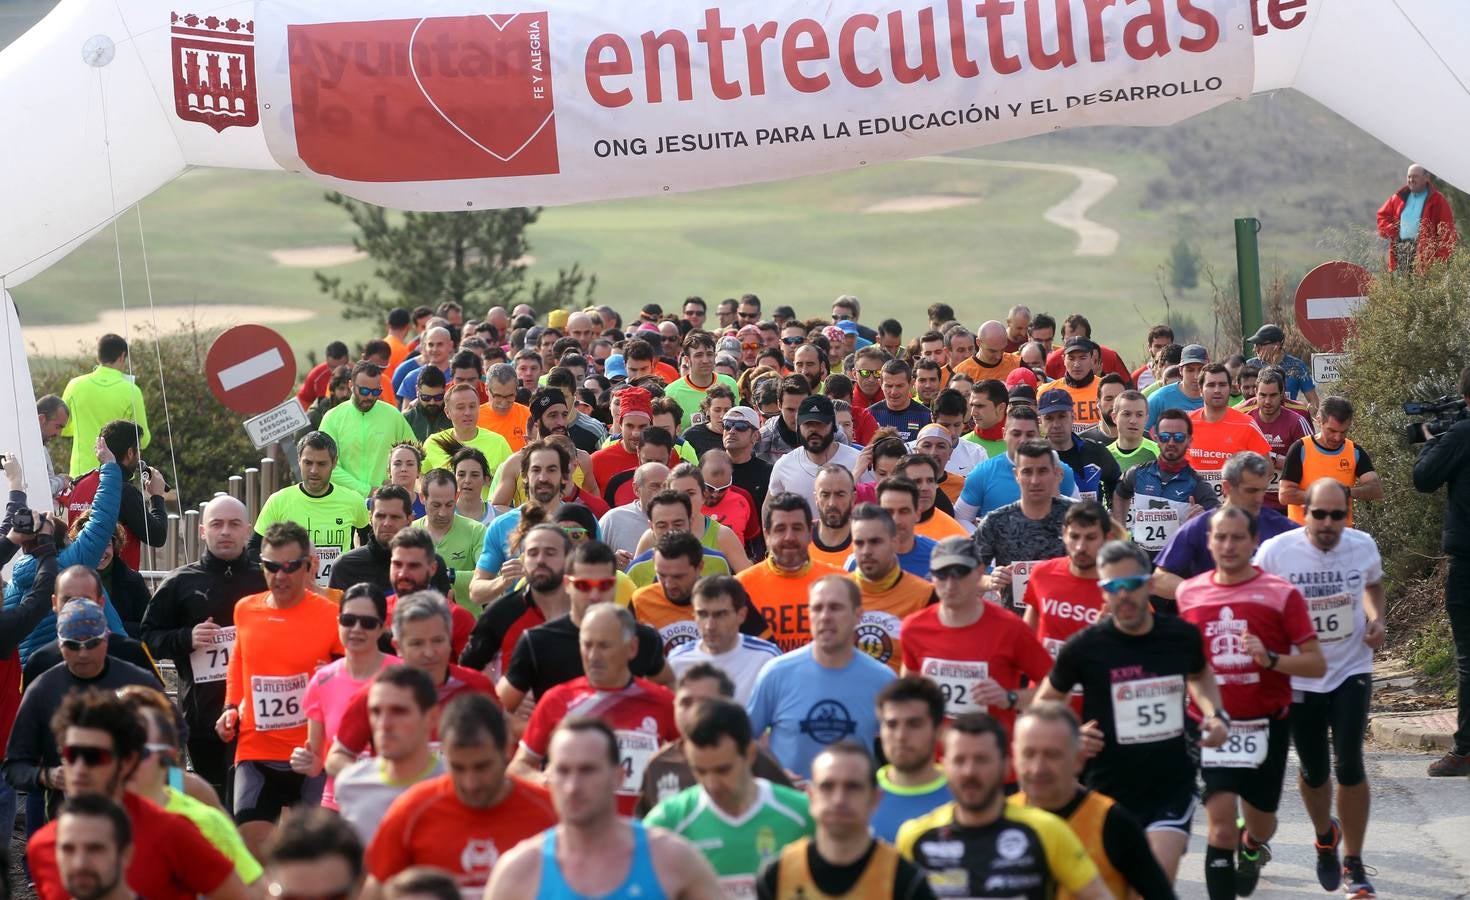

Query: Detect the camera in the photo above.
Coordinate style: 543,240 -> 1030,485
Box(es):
1404,396 -> 1470,443
8,507 -> 37,535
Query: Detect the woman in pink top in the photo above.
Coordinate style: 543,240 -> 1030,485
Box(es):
290,583 -> 399,809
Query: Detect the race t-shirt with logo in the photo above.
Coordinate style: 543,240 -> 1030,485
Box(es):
1021,558 -> 1105,660
1046,616 -> 1205,815
746,645 -> 896,779
254,484 -> 369,586
866,400 -> 932,442
899,602 -> 1053,739
1039,377 -> 1103,431
848,568 -> 937,672
1247,408 -> 1312,510
735,558 -> 846,653
1254,528 -> 1382,694
476,402 -> 531,450
1281,436 -> 1375,526
1113,462 -> 1218,555
519,676 -> 678,814
646,779 -> 813,898
414,514 -> 487,610
224,590 -> 345,763
667,636 -> 781,705
365,775 -> 556,900
1176,568 -> 1315,720
1185,407 -> 1272,501
631,583 -> 708,656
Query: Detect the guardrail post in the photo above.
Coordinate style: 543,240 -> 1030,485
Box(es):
161,513 -> 180,572
244,467 -> 261,523
183,509 -> 200,562
261,457 -> 278,496
228,474 -> 244,501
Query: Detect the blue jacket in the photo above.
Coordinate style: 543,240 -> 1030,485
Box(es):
5,462 -> 126,663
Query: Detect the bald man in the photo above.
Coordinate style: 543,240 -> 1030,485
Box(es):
396,326 -> 456,402
1377,163 -> 1459,273
953,320 -> 1022,383
142,494 -> 268,803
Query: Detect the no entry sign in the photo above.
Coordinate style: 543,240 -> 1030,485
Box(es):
1294,261 -> 1370,352
206,325 -> 297,415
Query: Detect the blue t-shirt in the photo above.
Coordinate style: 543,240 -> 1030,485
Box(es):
1400,189 -> 1428,239
746,646 -> 895,779
396,365 -> 451,402
866,401 -> 931,443
1246,353 -> 1316,401
958,453 -> 1079,518
844,535 -> 937,580
391,356 -> 422,393
872,769 -> 953,842
1145,383 -> 1205,432
475,508 -> 522,573
1154,506 -> 1298,580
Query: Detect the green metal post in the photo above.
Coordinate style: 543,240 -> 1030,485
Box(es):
1235,217 -> 1263,356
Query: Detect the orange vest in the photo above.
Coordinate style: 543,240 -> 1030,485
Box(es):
775,838 -> 899,900
1016,789 -> 1126,900
1040,378 -> 1102,429
1287,437 -> 1360,526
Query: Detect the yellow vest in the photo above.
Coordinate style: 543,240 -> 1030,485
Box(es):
1017,790 -> 1127,900
775,838 -> 899,900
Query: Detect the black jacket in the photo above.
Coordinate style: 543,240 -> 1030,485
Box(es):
141,549 -> 267,726
328,535 -> 454,596
0,539 -> 59,658
1414,417 -> 1470,557
99,558 -> 151,638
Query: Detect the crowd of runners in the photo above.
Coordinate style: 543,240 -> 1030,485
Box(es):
2,293 -> 1409,899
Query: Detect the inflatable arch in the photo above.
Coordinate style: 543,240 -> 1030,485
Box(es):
1,0 -> 1465,507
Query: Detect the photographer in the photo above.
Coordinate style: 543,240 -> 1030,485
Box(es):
1412,364 -> 1470,777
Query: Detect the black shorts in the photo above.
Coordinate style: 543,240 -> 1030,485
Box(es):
1291,673 -> 1372,788
1124,783 -> 1199,837
232,760 -> 325,825
1201,715 -> 1291,813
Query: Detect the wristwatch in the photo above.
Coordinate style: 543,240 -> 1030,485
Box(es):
1208,710 -> 1232,727
1006,690 -> 1019,710
1265,650 -> 1280,670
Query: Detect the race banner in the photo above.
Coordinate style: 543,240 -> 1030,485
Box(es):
255,0 -> 1254,209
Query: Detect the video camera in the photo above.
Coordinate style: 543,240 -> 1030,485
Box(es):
1404,396 -> 1470,443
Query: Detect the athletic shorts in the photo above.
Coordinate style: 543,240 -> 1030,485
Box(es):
1125,783 -> 1199,837
1201,715 -> 1291,813
233,760 -> 325,825
1290,673 -> 1372,789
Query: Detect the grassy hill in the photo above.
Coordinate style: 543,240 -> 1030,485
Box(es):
4,0 -> 1408,361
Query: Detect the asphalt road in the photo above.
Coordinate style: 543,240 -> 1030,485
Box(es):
1174,744 -> 1470,899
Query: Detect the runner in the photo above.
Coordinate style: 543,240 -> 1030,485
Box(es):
666,577 -> 781,704
459,524 -> 570,681
769,395 -> 864,507
872,677 -> 952,842
1187,364 -> 1272,503
955,407 -> 1079,524
217,522 -> 345,858
1279,396 -> 1383,527
1035,539 -> 1228,882
253,432 -> 368,588
1012,702 -> 1175,899
846,505 -> 937,672
487,718 -> 722,898
808,464 -> 856,568
646,697 -> 814,896
1022,501 -> 1109,667
735,493 -> 845,652
1112,408 -> 1218,559
364,693 -> 557,898
759,741 -> 936,900
1177,507 -> 1325,900
868,477 -> 938,579
1255,479 -> 1385,898
1039,336 -> 1107,431
1105,389 -> 1160,470
414,469 -> 486,608
973,440 -> 1073,613
899,452 -> 973,540
897,713 -> 1109,899
1146,344 -> 1207,432
318,361 -> 417,496
1243,369 -> 1311,512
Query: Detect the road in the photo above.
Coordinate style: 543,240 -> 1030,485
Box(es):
1173,744 -> 1470,898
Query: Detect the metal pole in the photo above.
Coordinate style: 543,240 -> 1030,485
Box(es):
261,457 -> 278,496
161,513 -> 180,571
183,509 -> 200,562
228,474 -> 244,501
1235,217 -> 1263,356
244,467 -> 260,523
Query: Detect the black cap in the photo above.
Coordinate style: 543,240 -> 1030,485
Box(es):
1064,335 -> 1098,353
640,303 -> 663,320
1247,324 -> 1286,345
1008,384 -> 1037,406
797,394 -> 836,425
773,305 -> 797,320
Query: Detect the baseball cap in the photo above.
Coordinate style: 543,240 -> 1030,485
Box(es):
717,337 -> 743,356
1064,335 -> 1098,354
722,406 -> 761,429
603,354 -> 627,380
1007,384 -> 1037,407
524,325 -> 545,348
1247,324 -> 1286,345
796,395 -> 836,426
773,305 -> 797,320
58,599 -> 108,642
1180,344 -> 1209,365
1005,367 -> 1039,390
930,536 -> 984,573
1038,388 -> 1074,415
546,309 -> 569,330
715,353 -> 741,371
640,303 -> 663,321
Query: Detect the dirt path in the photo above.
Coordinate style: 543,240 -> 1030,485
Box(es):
914,156 -> 1120,257
21,304 -> 314,357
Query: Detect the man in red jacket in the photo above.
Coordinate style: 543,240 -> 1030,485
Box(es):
1377,164 -> 1458,273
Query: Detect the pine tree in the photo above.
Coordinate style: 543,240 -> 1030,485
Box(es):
1166,238 -> 1201,294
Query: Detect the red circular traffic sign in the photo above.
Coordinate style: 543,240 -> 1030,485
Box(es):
1293,261 -> 1370,352
205,325 -> 297,415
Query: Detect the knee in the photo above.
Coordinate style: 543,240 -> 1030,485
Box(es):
1299,764 -> 1330,790
1335,760 -> 1367,787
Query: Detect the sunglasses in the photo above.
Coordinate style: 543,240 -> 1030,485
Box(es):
417,392 -> 445,402
738,312 -> 758,320
62,744 -> 114,767
338,613 -> 382,630
1307,508 -> 1348,521
722,421 -> 755,432
143,742 -> 177,764
741,342 -> 760,351
932,565 -> 975,581
60,637 -> 104,652
703,480 -> 733,493
262,556 -> 310,575
568,577 -> 617,592
1155,431 -> 1188,444
781,336 -> 804,346
356,385 -> 383,397
561,525 -> 589,541
857,369 -> 881,379
1100,575 -> 1150,594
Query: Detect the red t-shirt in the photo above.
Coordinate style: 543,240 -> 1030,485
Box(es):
569,487 -> 610,519
1044,345 -> 1131,382
385,592 -> 475,659
29,792 -> 234,900
590,443 -> 642,493
297,361 -> 334,408
1248,408 -> 1312,509
1021,558 -> 1105,659
366,775 -> 557,896
519,676 -> 677,814
900,602 -> 1053,737
1176,568 -> 1315,719
334,663 -> 495,755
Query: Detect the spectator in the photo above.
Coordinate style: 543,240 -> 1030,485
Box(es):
21,564 -> 160,687
65,419 -> 167,572
37,394 -> 70,499
1376,163 -> 1458,272
60,334 -> 150,478
69,513 -> 150,638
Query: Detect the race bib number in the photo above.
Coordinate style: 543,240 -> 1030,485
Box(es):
1131,499 -> 1189,552
1309,593 -> 1356,644
250,673 -> 308,732
1010,560 -> 1039,612
314,547 -> 341,587
1043,637 -> 1065,659
718,875 -> 757,899
188,626 -> 236,684
1198,468 -> 1225,500
921,658 -> 989,716
1202,718 -> 1269,768
1268,465 -> 1283,494
616,729 -> 659,792
1111,675 -> 1185,745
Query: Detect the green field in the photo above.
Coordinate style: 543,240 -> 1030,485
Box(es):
4,0 -> 1409,363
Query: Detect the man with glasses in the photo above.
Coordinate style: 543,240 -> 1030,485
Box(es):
476,363 -> 531,451
722,406 -> 773,514
21,566 -> 160,689
736,295 -> 761,326
715,297 -> 738,329
680,296 -> 707,332
26,688 -> 247,900
1255,480 -> 1385,897
852,346 -> 887,408
321,361 -> 417,496
401,366 -> 450,441
1246,324 -> 1318,407
1036,539 -> 1227,883
216,521 -> 346,858
1112,408 -> 1218,560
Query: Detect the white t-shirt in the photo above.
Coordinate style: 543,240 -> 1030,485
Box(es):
667,636 -> 782,705
769,443 -> 864,512
1255,527 -> 1383,693
908,438 -> 988,482
599,505 -> 650,555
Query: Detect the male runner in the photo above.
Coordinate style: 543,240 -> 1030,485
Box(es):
872,677 -> 952,842
1022,501 -> 1109,663
1187,364 -> 1272,502
1112,407 -> 1218,558
847,504 -> 937,672
252,432 -> 368,587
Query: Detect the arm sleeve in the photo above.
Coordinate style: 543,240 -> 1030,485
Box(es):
70,463 -> 124,568
746,667 -> 776,735
1356,446 -> 1375,475
459,597 -> 514,670
1099,452 -> 1121,506
632,625 -> 666,677
1413,422 -> 1470,492
1376,195 -> 1400,239
365,802 -> 415,882
132,384 -> 152,450
973,516 -> 997,563
1060,465 -> 1078,498
140,576 -> 197,663
1114,468 -> 1137,501
1280,439 -> 1306,484
1017,626 -> 1055,683
1102,806 -> 1176,900
1047,636 -> 1082,693
225,605 -> 244,707
502,632 -> 536,693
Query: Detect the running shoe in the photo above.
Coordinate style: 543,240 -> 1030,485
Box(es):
1427,750 -> 1470,777
1315,817 -> 1343,891
1342,858 -> 1377,899
1235,825 -> 1271,897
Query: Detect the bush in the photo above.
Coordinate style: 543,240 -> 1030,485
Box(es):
30,320 -> 264,510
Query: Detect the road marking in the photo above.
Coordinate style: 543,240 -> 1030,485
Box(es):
217,347 -> 286,391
